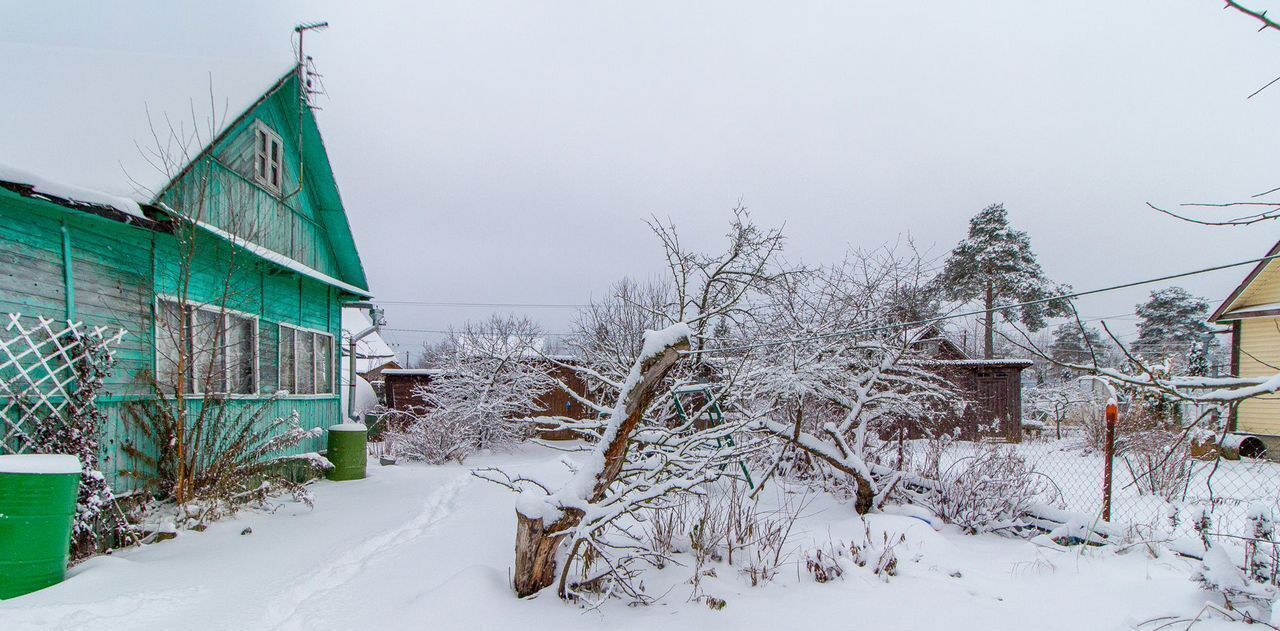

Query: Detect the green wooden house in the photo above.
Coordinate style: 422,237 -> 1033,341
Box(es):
0,66 -> 371,490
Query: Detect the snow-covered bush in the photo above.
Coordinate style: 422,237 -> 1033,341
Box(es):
122,398 -> 330,529
803,523 -> 904,584
934,447 -> 1047,534
1248,503 -> 1278,586
387,315 -> 551,464
638,483 -> 802,590
1193,543 -> 1276,621
1122,425 -> 1191,502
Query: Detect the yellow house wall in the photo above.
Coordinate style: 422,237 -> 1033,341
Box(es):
1237,317 -> 1280,435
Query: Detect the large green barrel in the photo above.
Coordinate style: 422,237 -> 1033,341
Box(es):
326,423 -> 368,481
0,454 -> 81,600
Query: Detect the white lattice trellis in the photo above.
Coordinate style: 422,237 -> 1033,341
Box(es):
0,313 -> 126,454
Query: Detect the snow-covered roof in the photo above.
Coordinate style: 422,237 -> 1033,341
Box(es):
932,358 -> 1035,367
192,218 -> 372,298
342,308 -> 397,373
0,163 -> 146,219
382,368 -> 449,377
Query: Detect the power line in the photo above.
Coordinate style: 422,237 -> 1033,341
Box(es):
382,327 -> 576,337
687,253 -> 1276,355
378,300 -> 589,309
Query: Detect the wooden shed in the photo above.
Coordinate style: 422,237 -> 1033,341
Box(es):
915,333 -> 1032,443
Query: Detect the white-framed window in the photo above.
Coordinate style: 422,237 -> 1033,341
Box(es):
155,298 -> 259,395
278,324 -> 334,396
253,121 -> 284,193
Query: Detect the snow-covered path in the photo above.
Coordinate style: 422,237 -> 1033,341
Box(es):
0,446 -> 1237,630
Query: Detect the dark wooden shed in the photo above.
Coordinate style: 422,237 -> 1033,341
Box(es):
381,360 -> 597,440
911,332 -> 1032,443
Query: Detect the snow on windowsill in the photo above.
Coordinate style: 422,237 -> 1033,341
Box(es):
0,454 -> 82,475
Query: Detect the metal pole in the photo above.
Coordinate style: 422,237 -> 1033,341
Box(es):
1102,401 -> 1118,522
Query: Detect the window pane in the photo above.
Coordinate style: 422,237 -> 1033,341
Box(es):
155,300 -> 184,392
280,326 -> 295,393
317,335 -> 332,394
226,315 -> 255,394
255,131 -> 267,178
298,331 -> 315,394
192,309 -> 225,393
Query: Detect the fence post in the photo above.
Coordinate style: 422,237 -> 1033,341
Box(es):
1102,401 -> 1118,522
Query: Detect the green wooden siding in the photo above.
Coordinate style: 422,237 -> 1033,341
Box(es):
0,190 -> 344,491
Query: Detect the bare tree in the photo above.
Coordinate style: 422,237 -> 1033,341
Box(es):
476,208 -> 787,601
734,247 -> 955,513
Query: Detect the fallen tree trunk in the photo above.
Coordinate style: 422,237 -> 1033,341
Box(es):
513,325 -> 690,598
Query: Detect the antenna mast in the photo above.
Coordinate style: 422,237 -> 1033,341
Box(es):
294,21 -> 329,110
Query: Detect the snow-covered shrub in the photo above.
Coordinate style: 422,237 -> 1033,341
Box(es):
1192,504 -> 1215,551
1122,426 -> 1191,502
382,408 -> 476,465
635,483 -> 802,592
803,524 -> 904,584
934,447 -> 1047,534
1248,503 -> 1278,586
389,315 -> 550,464
804,546 -> 844,583
30,334 -> 122,560
1193,543 -> 1276,621
122,398 -> 330,529
851,527 -> 905,581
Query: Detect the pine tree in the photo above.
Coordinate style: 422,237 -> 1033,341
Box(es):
935,203 -> 1070,358
1133,287 -> 1213,362
1049,323 -> 1104,365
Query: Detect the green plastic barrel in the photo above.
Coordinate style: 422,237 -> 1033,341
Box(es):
0,454 -> 81,600
326,423 -> 368,481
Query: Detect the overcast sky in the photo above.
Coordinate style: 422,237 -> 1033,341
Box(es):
4,1 -> 1280,363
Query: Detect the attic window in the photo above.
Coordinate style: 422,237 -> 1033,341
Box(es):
253,122 -> 284,193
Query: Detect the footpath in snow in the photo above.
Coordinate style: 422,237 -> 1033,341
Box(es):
0,445 -> 1231,631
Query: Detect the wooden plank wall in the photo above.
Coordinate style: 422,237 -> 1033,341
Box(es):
0,194 -> 344,491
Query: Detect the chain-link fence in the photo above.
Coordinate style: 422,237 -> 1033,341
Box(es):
970,415 -> 1280,545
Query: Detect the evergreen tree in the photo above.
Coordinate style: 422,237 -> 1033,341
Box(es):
1049,323 -> 1104,365
1132,287 -> 1213,361
935,203 -> 1070,358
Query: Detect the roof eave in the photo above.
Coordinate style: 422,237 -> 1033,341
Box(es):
1210,238 -> 1280,323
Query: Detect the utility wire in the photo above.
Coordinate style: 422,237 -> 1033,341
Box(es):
378,300 -> 589,309
382,327 -> 576,337
686,253 -> 1277,356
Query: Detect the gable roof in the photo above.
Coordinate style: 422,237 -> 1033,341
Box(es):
153,65 -> 370,297
1210,238 -> 1280,323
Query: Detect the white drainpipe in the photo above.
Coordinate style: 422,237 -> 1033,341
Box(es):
347,303 -> 385,421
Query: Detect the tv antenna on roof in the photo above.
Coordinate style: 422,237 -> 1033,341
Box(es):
294,21 -> 329,109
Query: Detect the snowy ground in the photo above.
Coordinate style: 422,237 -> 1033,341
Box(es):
0,444 -> 1247,631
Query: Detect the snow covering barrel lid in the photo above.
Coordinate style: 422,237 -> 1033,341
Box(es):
0,454 -> 82,474
328,423 -> 368,432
